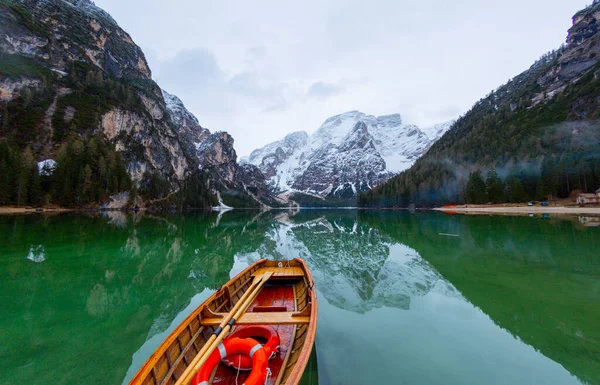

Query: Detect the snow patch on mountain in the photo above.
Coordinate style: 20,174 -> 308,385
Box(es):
37,159 -> 56,176
162,90 -> 201,129
421,121 -> 454,142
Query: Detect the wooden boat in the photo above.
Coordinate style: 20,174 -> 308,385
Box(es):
129,258 -> 318,385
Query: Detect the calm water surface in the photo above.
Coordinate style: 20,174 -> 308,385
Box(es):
0,210 -> 599,385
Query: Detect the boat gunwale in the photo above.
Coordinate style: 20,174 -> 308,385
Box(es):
279,258 -> 318,384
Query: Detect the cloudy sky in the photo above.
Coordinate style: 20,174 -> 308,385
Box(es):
95,0 -> 590,157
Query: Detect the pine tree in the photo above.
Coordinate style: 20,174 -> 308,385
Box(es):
486,166 -> 504,203
62,172 -> 74,206
16,148 -> 35,206
83,164 -> 92,202
509,178 -> 528,203
466,170 -> 487,204
541,157 -> 559,198
29,171 -> 42,205
535,178 -> 547,201
1,104 -> 8,133
0,159 -> 10,204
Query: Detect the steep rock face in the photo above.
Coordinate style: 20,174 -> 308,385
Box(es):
0,0 -> 151,79
195,132 -> 238,185
234,163 -> 274,206
99,107 -> 189,183
242,111 -> 452,199
291,121 -> 389,196
190,131 -> 279,207
160,92 -> 273,205
0,77 -> 41,101
0,0 -> 274,207
532,2 -> 600,105
161,89 -> 210,162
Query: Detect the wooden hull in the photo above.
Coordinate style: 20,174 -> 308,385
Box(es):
129,259 -> 318,385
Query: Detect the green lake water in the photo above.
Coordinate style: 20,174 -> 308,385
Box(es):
0,210 -> 599,385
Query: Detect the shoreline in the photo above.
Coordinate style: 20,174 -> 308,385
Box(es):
3,205 -> 600,216
434,206 -> 600,215
0,207 -> 74,215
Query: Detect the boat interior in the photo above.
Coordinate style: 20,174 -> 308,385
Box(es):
135,260 -> 314,385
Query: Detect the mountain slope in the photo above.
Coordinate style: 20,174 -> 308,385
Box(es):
242,111 -> 452,202
0,0 -> 272,208
160,89 -> 275,207
359,3 -> 600,208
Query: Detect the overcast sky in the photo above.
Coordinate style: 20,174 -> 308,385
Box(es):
95,0 -> 590,157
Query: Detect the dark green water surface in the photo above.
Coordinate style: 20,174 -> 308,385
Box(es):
0,210 -> 599,385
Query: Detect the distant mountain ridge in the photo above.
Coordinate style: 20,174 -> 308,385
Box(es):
242,111 -> 452,201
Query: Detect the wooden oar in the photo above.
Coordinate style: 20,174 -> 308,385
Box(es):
174,271 -> 273,385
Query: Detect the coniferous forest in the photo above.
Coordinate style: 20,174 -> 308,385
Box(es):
0,135 -> 130,207
0,54 -> 134,207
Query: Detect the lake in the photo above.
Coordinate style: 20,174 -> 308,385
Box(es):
0,210 -> 598,385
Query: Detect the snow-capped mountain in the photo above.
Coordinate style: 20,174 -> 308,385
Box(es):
241,111 -> 452,199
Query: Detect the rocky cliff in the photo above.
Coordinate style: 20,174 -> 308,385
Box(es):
242,111 -> 451,202
0,0 -> 273,208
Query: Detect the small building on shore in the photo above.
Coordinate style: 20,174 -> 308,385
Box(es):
577,193 -> 600,206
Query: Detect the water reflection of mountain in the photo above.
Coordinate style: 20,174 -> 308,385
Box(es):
359,211 -> 600,385
238,211 -> 459,314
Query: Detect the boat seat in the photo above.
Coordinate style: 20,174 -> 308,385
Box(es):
252,266 -> 304,278
201,311 -> 309,326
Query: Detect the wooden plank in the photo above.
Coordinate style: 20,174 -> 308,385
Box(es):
151,367 -> 160,385
274,279 -> 299,385
201,312 -> 309,326
251,266 -> 304,278
158,325 -> 205,385
230,276 -> 252,298
274,325 -> 297,385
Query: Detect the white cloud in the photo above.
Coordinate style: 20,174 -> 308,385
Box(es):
306,81 -> 345,99
95,0 -> 591,157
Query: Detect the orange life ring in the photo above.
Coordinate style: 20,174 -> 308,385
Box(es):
222,326 -> 280,371
191,337 -> 268,385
